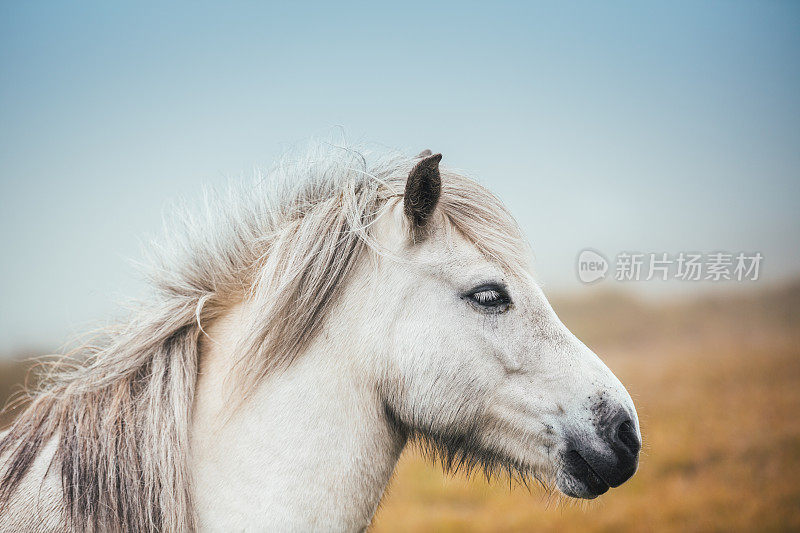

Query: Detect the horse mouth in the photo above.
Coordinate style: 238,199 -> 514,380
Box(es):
557,450 -> 610,499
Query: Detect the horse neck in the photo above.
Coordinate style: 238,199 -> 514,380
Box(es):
190,302 -> 406,531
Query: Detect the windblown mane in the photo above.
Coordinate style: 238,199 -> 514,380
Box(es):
0,143 -> 525,531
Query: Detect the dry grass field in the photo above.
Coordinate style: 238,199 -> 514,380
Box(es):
1,282 -> 799,531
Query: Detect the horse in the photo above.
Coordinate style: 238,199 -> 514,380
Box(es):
0,144 -> 641,532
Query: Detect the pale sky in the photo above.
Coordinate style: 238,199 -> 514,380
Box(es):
1,1 -> 799,353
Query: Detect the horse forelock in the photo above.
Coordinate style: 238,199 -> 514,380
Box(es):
0,141 -> 528,531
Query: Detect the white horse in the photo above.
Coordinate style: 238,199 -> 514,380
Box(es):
0,145 -> 640,532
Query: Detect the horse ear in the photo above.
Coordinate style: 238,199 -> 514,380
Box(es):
404,152 -> 442,228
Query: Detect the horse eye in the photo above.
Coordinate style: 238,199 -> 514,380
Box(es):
464,284 -> 511,311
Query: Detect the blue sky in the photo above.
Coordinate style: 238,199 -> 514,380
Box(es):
1,1 -> 799,352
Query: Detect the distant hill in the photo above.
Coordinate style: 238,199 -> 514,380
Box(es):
550,279 -> 800,352
0,354 -> 39,427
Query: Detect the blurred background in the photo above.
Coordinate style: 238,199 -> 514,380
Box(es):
1,2 -> 799,531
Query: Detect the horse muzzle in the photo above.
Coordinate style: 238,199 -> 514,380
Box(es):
557,408 -> 641,499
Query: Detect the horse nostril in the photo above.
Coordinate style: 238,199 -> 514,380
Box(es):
616,419 -> 641,456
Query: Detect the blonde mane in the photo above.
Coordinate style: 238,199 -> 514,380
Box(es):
0,143 -> 526,532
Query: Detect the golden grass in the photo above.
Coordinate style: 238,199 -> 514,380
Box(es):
372,338 -> 800,532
